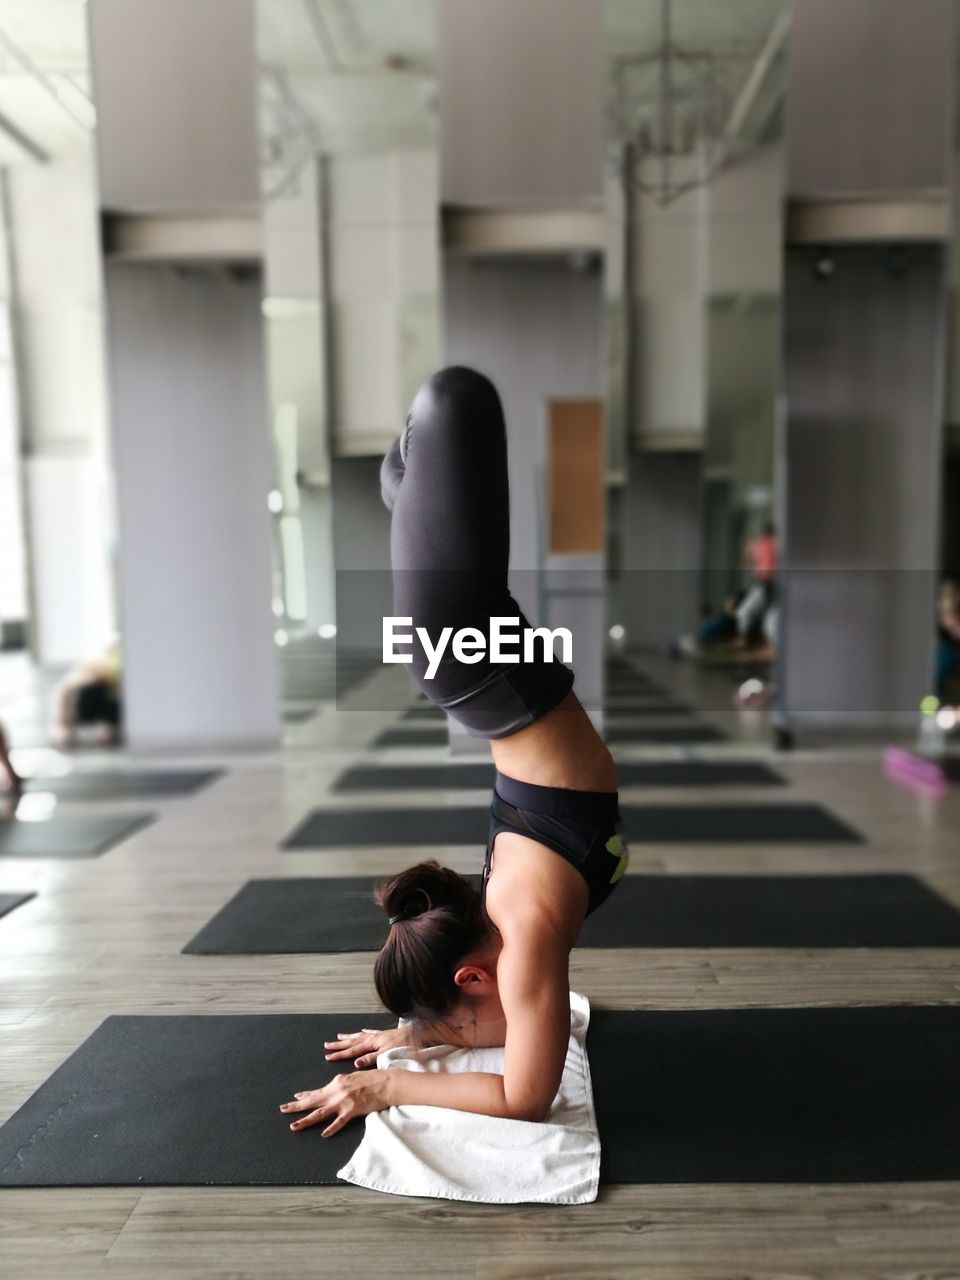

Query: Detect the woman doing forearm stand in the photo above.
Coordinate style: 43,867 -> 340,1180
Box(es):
281,367 -> 628,1136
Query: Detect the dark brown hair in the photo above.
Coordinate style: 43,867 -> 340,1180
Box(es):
373,861 -> 490,1021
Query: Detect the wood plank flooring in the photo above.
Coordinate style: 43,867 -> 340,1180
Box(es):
2,657 -> 960,1278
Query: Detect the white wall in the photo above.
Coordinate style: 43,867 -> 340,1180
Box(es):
443,258 -> 604,729
610,145 -> 783,450
444,260 -> 604,578
326,151 -> 440,458
330,456 -> 392,653
89,0 -> 259,211
105,267 -> 279,749
439,0 -> 604,206
6,142 -> 115,662
621,453 -> 702,649
91,0 -> 280,747
262,159 -> 333,630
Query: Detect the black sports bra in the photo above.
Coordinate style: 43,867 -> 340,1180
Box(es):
482,770 -> 628,919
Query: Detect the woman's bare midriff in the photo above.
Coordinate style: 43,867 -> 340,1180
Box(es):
489,691 -> 616,792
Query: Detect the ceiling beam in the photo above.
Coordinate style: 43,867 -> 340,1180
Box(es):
0,106 -> 49,164
718,8 -> 791,156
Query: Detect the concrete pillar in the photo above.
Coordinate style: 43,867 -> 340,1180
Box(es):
439,0 -> 605,747
4,144 -> 115,666
780,0 -> 955,733
89,0 -> 279,749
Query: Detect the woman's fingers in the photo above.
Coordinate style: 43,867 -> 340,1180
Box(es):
321,1106 -> 352,1138
325,1034 -> 379,1061
280,1090 -> 323,1112
290,1107 -> 328,1132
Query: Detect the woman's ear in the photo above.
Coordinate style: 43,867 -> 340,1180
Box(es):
453,963 -> 493,991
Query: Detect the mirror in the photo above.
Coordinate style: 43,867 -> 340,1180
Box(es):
255,0 -> 440,717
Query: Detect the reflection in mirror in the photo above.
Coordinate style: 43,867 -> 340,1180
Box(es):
255,0 -> 439,716
700,293 -> 779,660
0,5 -> 120,770
604,0 -> 786,717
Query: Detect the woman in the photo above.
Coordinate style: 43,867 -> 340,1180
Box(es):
0,717 -> 23,813
281,367 -> 627,1137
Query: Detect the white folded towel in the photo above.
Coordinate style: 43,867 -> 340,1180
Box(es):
338,991 -> 599,1204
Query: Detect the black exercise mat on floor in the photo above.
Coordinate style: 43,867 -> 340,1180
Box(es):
606,678 -> 665,694
183,874 -> 960,954
629,803 -> 862,844
401,704 -> 446,721
282,802 -> 860,848
0,891 -> 35,921
377,723 -> 728,747
402,701 -> 696,722
25,770 -> 222,800
332,760 -> 786,792
0,814 -> 153,859
282,806 -> 487,848
605,724 -> 727,744
0,1012 -> 393,1187
373,726 -> 449,747
283,707 -> 319,724
5,1005 -> 960,1185
591,1004 -> 960,1182
604,704 -> 694,719
183,876 -> 477,953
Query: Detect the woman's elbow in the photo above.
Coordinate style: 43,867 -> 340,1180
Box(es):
504,1097 -> 553,1124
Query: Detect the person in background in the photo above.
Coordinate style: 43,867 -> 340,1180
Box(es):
699,592 -> 742,648
50,641 -> 123,748
0,718 -> 23,812
736,521 -> 778,646
936,579 -> 960,704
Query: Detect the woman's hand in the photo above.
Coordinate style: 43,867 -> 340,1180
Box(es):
323,1026 -> 408,1068
280,1069 -> 393,1137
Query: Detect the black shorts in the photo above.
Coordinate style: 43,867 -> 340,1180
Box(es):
74,680 -> 121,727
482,771 -> 628,919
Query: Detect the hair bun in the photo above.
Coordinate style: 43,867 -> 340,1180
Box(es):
376,861 -> 475,927
373,860 -> 489,1021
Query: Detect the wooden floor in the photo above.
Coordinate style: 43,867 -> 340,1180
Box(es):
2,657 -> 960,1278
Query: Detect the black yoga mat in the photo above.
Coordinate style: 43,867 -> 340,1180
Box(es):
5,1004 -> 960,1185
0,890 -> 35,921
591,1004 -> 960,1182
373,726 -> 448,747
606,674 -> 666,690
627,803 -> 862,844
604,701 -> 693,717
0,813 -> 153,859
282,803 -> 860,848
332,760 -> 786,792
183,873 -> 960,955
283,706 -> 319,724
604,724 -> 727,744
376,724 -> 728,749
25,770 -> 222,800
401,704 -> 446,721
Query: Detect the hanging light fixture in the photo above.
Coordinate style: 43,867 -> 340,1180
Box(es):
610,0 -> 789,207
610,0 -> 729,206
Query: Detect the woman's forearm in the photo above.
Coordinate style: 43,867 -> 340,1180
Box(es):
383,1068 -> 545,1122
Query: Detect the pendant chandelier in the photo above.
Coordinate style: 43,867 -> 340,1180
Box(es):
610,0 -> 781,207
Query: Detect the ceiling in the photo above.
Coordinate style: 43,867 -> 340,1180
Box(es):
606,0 -> 785,54
258,0 -> 437,74
1,1 -> 952,176
0,0 -> 92,165
606,0 -> 788,160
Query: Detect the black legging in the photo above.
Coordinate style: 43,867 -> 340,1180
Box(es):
380,366 -> 574,738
